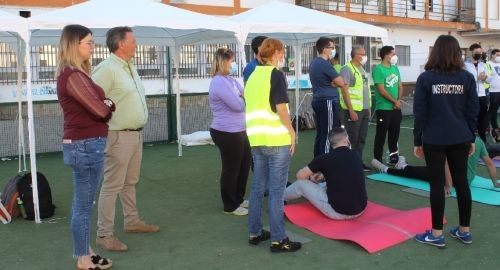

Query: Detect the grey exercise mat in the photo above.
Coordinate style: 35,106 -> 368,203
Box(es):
263,225 -> 312,244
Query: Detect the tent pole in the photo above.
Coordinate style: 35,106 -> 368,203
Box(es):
294,45 -> 302,143
17,38 -> 27,173
173,45 -> 182,156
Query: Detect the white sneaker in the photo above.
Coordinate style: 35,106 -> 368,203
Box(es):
224,206 -> 248,216
395,156 -> 407,170
371,159 -> 388,173
240,200 -> 249,208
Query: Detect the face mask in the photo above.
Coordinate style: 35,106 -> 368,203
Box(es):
330,49 -> 336,59
472,54 -> 482,61
360,55 -> 368,65
390,55 -> 398,65
277,57 -> 285,68
461,55 -> 465,61
230,62 -> 238,75
495,56 -> 500,63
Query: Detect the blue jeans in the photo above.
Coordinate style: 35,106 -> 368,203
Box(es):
248,145 -> 290,241
63,137 -> 106,257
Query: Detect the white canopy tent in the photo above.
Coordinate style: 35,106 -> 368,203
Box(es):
24,0 -> 239,222
0,10 -> 34,221
228,1 -> 388,137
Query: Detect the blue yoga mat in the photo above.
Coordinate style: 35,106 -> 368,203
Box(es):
478,158 -> 500,168
367,173 -> 500,206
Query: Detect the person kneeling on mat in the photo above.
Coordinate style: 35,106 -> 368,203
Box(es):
285,127 -> 367,219
371,136 -> 500,189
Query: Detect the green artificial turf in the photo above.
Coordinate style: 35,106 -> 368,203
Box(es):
0,117 -> 498,270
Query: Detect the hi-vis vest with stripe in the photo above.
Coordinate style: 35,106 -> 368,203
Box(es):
485,62 -> 492,89
245,66 -> 291,147
340,62 -> 371,111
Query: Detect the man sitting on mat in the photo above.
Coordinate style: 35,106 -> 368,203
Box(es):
371,136 -> 500,188
285,127 -> 367,219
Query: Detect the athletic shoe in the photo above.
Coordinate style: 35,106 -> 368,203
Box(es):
415,230 -> 445,248
371,159 -> 388,173
249,229 -> 271,245
449,226 -> 472,244
240,200 -> 249,208
395,156 -> 407,170
224,206 -> 248,216
388,153 -> 399,165
270,237 -> 301,253
362,164 -> 371,172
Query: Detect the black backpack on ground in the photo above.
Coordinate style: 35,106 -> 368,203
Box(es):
17,172 -> 56,220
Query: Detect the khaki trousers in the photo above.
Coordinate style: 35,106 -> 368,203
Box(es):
97,130 -> 143,236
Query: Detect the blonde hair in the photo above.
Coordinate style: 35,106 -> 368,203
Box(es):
56,24 -> 92,77
210,48 -> 234,76
258,38 -> 284,65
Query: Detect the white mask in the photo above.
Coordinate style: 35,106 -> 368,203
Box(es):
330,49 -> 337,59
461,55 -> 465,61
495,56 -> 500,63
277,58 -> 285,68
360,55 -> 368,65
230,62 -> 238,75
390,55 -> 398,65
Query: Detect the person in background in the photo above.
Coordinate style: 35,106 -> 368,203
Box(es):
372,45 -> 403,164
464,43 -> 489,143
209,48 -> 251,216
93,26 -> 159,252
57,24 -> 114,270
245,38 -> 301,253
330,52 -> 341,73
339,46 -> 371,171
413,35 -> 479,248
243,35 -> 268,84
486,49 -> 500,142
309,37 -> 347,156
285,128 -> 367,219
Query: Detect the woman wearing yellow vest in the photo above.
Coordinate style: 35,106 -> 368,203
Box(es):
245,38 -> 301,253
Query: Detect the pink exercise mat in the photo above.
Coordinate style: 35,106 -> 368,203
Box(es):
284,201 -> 444,253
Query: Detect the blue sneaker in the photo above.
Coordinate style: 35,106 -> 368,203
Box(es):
415,230 -> 445,248
449,226 -> 472,244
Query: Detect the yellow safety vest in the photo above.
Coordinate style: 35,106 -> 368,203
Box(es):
340,62 -> 371,111
245,66 -> 291,147
485,62 -> 492,89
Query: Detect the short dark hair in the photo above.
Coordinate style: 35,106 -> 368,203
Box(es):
491,49 -> 500,56
316,37 -> 334,54
106,26 -> 133,53
379,46 -> 394,59
424,35 -> 463,73
469,43 -> 481,51
328,127 -> 348,147
251,36 -> 268,55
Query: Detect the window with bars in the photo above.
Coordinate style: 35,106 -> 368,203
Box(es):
395,45 -> 411,66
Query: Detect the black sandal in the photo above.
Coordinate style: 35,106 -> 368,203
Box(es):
91,255 -> 112,269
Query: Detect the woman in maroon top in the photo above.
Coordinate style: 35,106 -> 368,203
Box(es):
56,24 -> 114,270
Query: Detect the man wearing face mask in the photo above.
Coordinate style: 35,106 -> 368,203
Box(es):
464,43 -> 489,143
284,127 -> 367,220
309,37 -> 347,157
372,45 -> 403,165
339,46 -> 371,171
487,49 -> 500,142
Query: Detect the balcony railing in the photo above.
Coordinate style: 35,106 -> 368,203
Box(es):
299,0 -> 475,24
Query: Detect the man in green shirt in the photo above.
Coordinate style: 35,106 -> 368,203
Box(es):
93,27 -> 159,252
372,45 -> 403,164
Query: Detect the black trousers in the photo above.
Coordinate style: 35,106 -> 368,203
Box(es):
312,98 -> 340,157
387,165 -> 428,180
210,128 -> 251,212
489,92 -> 500,136
373,109 -> 402,161
478,96 -> 490,142
423,143 -> 471,230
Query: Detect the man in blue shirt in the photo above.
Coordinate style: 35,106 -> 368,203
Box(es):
309,37 -> 347,156
243,36 -> 268,84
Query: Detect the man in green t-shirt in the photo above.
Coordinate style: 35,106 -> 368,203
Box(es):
372,45 -> 403,164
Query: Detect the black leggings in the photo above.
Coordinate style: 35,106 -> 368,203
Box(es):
478,96 -> 489,142
373,109 -> 402,161
210,128 -> 251,212
387,165 -> 428,180
423,143 -> 471,230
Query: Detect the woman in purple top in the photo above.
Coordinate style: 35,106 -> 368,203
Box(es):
209,48 -> 251,216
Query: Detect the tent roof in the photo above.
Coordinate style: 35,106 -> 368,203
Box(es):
0,9 -> 29,44
27,0 -> 238,46
229,1 -> 388,45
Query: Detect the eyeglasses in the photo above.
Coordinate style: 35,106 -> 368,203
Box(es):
80,40 -> 95,46
325,46 -> 335,49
